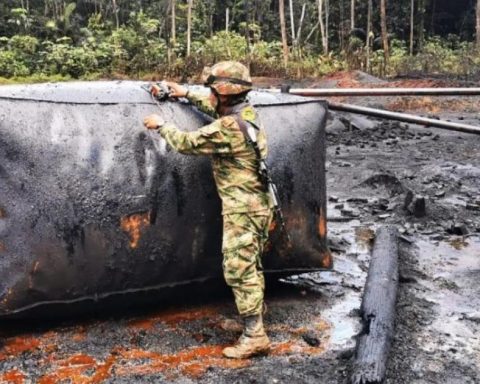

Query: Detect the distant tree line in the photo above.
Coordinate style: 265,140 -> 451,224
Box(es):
1,0 -> 480,81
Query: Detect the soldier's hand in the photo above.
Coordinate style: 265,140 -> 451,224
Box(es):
149,84 -> 161,97
143,114 -> 165,130
164,81 -> 188,98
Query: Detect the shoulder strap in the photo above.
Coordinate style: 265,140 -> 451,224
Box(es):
232,112 -> 292,246
232,114 -> 263,159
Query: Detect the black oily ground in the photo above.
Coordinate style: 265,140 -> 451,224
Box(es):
326,120 -> 439,148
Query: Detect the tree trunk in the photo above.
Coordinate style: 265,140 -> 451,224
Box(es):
296,3 -> 306,47
366,0 -> 372,72
317,0 -> 327,54
325,0 -> 329,53
477,0 -> 480,49
279,0 -> 289,66
289,0 -> 296,42
430,0 -> 436,35
171,0 -> 176,45
226,7 -> 229,32
186,0 -> 192,56
244,0 -> 251,69
351,0 -> 355,29
418,0 -> 425,51
112,0 -> 119,29
380,0 -> 389,64
339,0 -> 345,51
410,0 -> 414,55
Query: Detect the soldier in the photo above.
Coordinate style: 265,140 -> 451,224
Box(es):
143,61 -> 274,359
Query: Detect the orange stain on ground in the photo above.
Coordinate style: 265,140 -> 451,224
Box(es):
128,306 -> 220,330
120,212 -> 151,248
115,345 -> 249,378
0,369 -> 26,384
71,329 -> 87,343
27,337 -> 327,383
38,354 -> 117,384
58,354 -> 97,366
270,340 -> 325,356
1,307 -> 331,382
0,336 -> 41,360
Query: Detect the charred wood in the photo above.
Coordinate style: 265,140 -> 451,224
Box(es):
351,225 -> 399,384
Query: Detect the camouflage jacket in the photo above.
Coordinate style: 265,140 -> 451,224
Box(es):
158,91 -> 273,215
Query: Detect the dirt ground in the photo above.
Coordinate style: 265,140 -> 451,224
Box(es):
0,72 -> 479,383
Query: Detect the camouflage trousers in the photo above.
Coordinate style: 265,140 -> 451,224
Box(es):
222,211 -> 273,317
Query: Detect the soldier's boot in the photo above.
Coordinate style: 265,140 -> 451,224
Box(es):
222,314 -> 270,359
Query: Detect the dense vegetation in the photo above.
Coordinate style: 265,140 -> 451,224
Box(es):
1,0 -> 480,83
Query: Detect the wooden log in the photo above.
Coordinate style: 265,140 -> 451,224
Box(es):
351,225 -> 399,384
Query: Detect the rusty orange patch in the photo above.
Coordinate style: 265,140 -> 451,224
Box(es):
120,212 -> 151,248
0,336 -> 41,360
115,345 -> 249,379
0,241 -> 5,252
386,97 -> 477,114
321,251 -> 333,269
38,354 -> 116,384
270,340 -> 325,356
128,306 -> 220,330
71,328 -> 87,343
0,207 -> 6,218
318,207 -> 327,238
0,369 -> 26,384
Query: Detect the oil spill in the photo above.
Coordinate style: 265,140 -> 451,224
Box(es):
127,306 -> 221,330
411,236 -> 480,365
0,298 -> 332,382
0,336 -> 41,361
0,369 -> 26,384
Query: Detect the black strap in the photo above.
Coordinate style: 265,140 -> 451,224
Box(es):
205,75 -> 252,87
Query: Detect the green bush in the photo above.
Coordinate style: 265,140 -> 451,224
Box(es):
202,31 -> 248,62
38,40 -> 98,78
0,50 -> 30,77
386,36 -> 480,78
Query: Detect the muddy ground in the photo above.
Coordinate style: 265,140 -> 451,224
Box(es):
0,72 -> 479,383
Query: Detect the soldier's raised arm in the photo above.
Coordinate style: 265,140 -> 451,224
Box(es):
143,114 -> 232,156
164,81 -> 218,118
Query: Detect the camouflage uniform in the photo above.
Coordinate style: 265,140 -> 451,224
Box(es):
158,89 -> 273,317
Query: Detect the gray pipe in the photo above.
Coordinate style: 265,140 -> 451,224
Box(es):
328,101 -> 480,135
274,87 -> 480,97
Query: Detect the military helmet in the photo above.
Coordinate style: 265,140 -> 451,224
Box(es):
202,61 -> 252,95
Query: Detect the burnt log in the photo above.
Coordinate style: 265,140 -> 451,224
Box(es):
0,82 -> 332,318
351,225 -> 399,384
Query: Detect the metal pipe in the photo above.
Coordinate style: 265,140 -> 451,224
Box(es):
273,87 -> 480,97
328,101 -> 480,135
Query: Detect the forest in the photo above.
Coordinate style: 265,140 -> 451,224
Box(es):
1,0 -> 480,82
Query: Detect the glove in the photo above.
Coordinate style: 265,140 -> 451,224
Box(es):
143,114 -> 165,130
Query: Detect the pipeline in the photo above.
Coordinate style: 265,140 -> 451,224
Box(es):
273,87 -> 480,97
328,101 -> 480,135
